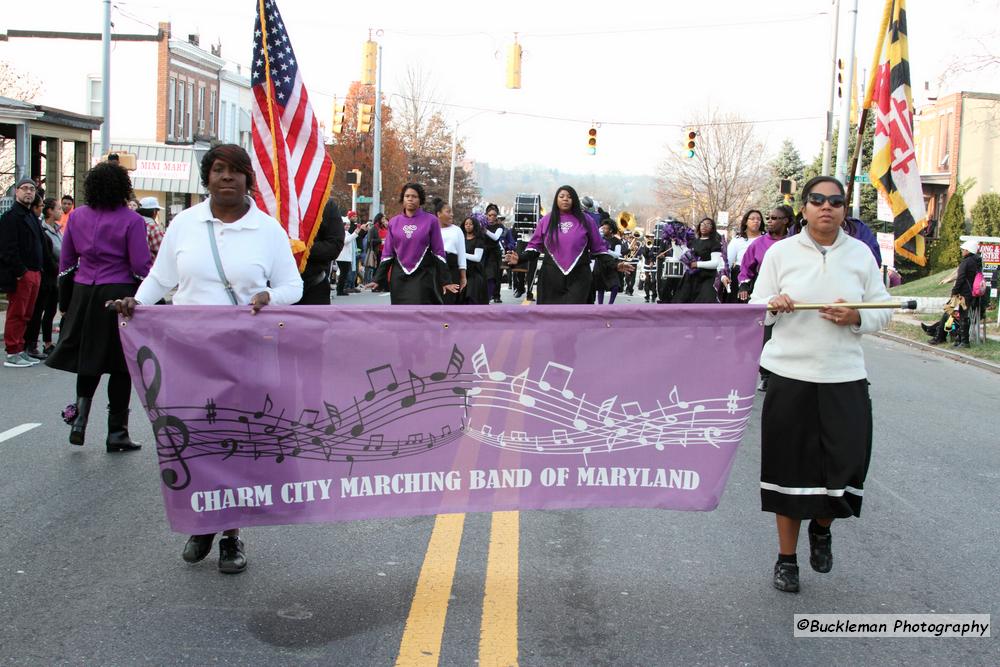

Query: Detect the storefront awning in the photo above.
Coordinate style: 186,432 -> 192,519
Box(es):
110,142 -> 209,195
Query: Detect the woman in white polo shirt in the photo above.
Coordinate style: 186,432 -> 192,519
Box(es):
111,144 -> 303,575
751,175 -> 891,594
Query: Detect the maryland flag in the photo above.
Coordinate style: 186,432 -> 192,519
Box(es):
867,0 -> 928,265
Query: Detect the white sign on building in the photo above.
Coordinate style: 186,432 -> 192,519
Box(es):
132,160 -> 191,181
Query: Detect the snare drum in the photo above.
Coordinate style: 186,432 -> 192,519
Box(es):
661,259 -> 684,279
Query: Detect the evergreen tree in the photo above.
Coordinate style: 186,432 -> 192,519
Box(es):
803,113 -> 877,224
927,180 -> 974,271
761,139 -> 805,211
970,191 -> 1000,237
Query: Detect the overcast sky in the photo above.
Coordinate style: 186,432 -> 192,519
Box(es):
17,0 -> 1000,175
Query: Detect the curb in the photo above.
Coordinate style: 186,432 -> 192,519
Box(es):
873,331 -> 1000,375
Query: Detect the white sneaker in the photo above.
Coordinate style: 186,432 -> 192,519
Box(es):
18,351 -> 41,365
4,354 -> 35,368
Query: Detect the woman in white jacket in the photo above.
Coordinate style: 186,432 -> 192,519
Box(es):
751,175 -> 891,594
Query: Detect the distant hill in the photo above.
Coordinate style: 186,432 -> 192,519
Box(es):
471,162 -> 662,225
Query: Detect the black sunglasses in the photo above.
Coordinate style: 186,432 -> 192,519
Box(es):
767,215 -> 788,221
805,192 -> 846,208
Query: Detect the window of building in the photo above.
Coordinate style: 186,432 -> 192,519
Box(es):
209,89 -> 217,137
220,100 -> 228,142
87,76 -> 102,116
177,80 -> 185,138
186,82 -> 194,140
167,77 -> 177,140
197,85 -> 205,134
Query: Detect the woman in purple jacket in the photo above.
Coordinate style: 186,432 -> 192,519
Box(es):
46,162 -> 152,451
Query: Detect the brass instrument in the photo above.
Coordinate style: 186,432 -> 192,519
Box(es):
617,211 -> 635,231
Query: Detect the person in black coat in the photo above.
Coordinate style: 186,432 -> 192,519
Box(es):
951,240 -> 983,348
295,198 -> 346,305
1,178 -> 45,367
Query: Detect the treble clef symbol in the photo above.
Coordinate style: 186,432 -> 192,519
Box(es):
137,346 -> 192,491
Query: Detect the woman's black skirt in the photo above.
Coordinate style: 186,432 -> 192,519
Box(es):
591,254 -> 621,292
388,256 -> 444,305
45,282 -> 137,376
760,373 -> 873,519
537,256 -> 592,304
443,253 -> 462,305
463,262 -> 488,305
671,269 -> 719,304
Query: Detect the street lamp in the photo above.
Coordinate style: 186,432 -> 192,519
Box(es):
449,110 -> 505,207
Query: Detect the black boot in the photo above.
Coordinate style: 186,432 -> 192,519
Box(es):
69,397 -> 92,446
106,409 -> 141,452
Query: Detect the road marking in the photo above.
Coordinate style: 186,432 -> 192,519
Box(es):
0,423 -> 41,443
479,511 -> 520,667
396,513 -> 466,666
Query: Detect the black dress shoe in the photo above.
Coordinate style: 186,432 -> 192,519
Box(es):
26,348 -> 48,360
182,534 -> 216,563
218,536 -> 247,574
773,561 -> 800,593
808,529 -> 833,573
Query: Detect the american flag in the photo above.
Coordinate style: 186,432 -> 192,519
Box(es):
250,0 -> 335,269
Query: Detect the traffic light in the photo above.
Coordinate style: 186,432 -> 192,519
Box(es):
837,57 -> 844,98
362,40 -> 377,86
357,103 -> 374,133
685,129 -> 697,158
587,127 -> 597,155
506,36 -> 522,89
332,101 -> 345,134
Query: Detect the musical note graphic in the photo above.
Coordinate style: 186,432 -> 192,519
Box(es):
204,399 -> 217,425
570,393 -> 589,431
441,425 -> 452,437
726,390 -> 740,415
400,370 -> 426,409
510,369 -> 535,407
621,401 -> 648,420
680,405 -> 706,447
253,393 -> 274,419
365,434 -> 384,452
364,364 -> 399,401
322,401 -> 342,435
552,429 -> 573,445
349,397 -> 366,437
430,344 -> 465,381
510,431 -> 528,442
472,344 -> 506,381
597,396 -> 618,427
262,408 -> 286,434
669,385 -> 689,409
292,409 -> 319,429
221,437 -> 239,460
538,362 -> 576,399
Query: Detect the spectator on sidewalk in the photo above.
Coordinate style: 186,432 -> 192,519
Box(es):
24,197 -> 62,359
58,194 -> 75,231
0,178 -> 45,368
136,197 -> 166,262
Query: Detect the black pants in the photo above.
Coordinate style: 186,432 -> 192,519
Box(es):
625,270 -> 636,294
77,372 -> 132,412
24,281 -> 58,350
336,260 -> 352,295
642,269 -> 657,300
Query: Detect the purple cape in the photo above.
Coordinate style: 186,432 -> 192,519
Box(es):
380,209 -> 447,274
526,212 -> 608,274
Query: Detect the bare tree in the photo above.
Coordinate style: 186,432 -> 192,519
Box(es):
395,65 -> 441,158
655,108 -> 767,232
1,60 -> 43,191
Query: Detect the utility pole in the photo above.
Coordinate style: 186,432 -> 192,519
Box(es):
101,0 -> 111,154
852,68 -> 866,220
834,0 -> 859,184
372,43 -> 383,218
821,0 -> 841,176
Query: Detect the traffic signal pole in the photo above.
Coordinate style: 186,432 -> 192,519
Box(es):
822,0 -> 841,176
834,0 -> 859,184
372,44 -> 383,218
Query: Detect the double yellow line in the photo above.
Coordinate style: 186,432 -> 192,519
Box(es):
395,511 -> 520,667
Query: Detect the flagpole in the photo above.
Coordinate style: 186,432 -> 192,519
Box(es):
845,0 -> 895,208
834,0 -> 859,185
822,0 -> 841,176
258,0 -> 282,223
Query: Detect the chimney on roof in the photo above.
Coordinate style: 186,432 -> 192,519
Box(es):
188,33 -> 199,47
211,42 -> 222,57
158,22 -> 171,39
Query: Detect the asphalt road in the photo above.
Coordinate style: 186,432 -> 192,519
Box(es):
1,284 -> 996,665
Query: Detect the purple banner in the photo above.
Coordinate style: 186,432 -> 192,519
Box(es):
118,305 -> 765,533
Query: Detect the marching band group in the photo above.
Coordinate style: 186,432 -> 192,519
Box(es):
78,147 -> 886,593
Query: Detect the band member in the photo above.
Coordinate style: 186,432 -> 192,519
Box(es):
638,234 -> 658,302
432,197 -> 466,305
505,186 -> 632,304
482,203 -> 505,303
751,176 -> 891,594
739,205 -> 792,391
593,219 -> 622,304
727,210 -> 763,303
461,215 -> 488,305
672,217 -> 722,304
367,183 -> 453,304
